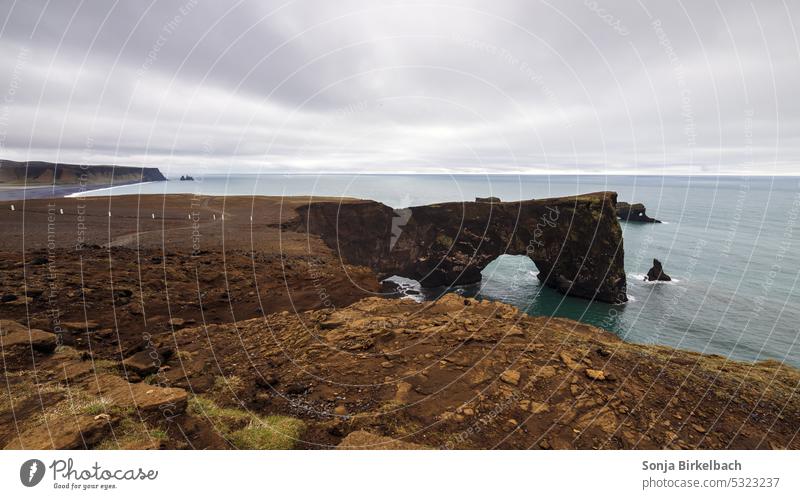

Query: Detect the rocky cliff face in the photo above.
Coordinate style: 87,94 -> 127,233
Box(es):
296,192 -> 627,303
0,159 -> 166,185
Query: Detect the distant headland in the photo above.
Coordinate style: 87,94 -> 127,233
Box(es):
0,159 -> 166,200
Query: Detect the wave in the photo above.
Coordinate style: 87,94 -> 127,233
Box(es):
628,272 -> 680,284
65,181 -> 160,198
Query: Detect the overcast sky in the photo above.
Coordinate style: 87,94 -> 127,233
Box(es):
0,0 -> 798,175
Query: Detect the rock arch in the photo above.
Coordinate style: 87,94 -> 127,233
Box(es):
295,191 -> 627,304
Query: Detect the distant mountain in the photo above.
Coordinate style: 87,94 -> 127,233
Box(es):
0,159 -> 166,186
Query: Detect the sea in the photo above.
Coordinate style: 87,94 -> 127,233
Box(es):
69,174 -> 800,367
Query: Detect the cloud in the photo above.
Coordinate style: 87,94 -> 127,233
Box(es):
0,0 -> 798,174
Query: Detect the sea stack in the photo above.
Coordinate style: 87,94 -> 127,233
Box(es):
645,259 -> 671,281
617,201 -> 661,223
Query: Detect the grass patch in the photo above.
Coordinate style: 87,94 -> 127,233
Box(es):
188,396 -> 250,431
96,417 -> 168,450
54,345 -> 81,358
176,350 -> 194,361
188,396 -> 304,449
229,416 -> 306,450
435,234 -> 454,248
93,359 -> 120,375
210,374 -> 246,405
84,401 -> 108,416
213,374 -> 245,394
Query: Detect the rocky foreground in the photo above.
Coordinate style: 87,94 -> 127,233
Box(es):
2,294 -> 798,450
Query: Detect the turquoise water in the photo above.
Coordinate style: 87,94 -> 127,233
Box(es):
74,174 -> 800,367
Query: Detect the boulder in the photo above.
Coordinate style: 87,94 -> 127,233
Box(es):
61,320 -> 100,334
168,317 -> 195,328
1,328 -> 58,352
645,259 -> 671,282
500,369 -> 521,385
4,414 -> 110,450
83,374 -> 188,417
475,196 -> 502,203
122,348 -> 172,376
0,319 -> 27,334
336,431 -> 429,450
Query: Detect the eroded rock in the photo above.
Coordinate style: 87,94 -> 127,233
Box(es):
616,202 -> 661,223
296,192 -> 627,303
645,259 -> 671,282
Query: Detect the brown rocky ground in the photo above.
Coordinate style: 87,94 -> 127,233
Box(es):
2,295 -> 798,449
1,195 -> 798,449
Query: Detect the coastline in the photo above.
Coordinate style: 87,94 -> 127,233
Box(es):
0,193 -> 797,450
0,179 -> 159,201
63,180 -> 162,198
0,183 -> 91,201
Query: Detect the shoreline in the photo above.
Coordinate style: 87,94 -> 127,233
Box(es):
64,180 -> 161,198
0,192 -> 795,369
0,179 -> 160,201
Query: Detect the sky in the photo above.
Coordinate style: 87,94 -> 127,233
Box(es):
0,0 -> 798,175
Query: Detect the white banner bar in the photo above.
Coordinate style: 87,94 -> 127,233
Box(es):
1,450 -> 798,498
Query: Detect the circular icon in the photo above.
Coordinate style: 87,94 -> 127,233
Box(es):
19,459 -> 45,487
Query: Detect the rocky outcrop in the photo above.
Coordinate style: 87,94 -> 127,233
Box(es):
0,159 -> 166,185
616,201 -> 661,223
296,192 -> 627,303
645,258 -> 671,281
0,319 -> 57,369
165,294 -> 800,449
4,414 -> 111,450
337,431 -> 430,450
3,290 -> 799,449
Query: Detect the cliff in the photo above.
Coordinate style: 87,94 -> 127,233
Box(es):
0,159 -> 166,186
296,192 -> 627,303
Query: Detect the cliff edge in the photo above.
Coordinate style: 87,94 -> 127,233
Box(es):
0,159 -> 166,186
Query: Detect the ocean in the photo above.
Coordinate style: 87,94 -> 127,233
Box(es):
70,174 -> 800,367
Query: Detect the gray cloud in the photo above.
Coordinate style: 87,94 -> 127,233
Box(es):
0,0 -> 798,174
